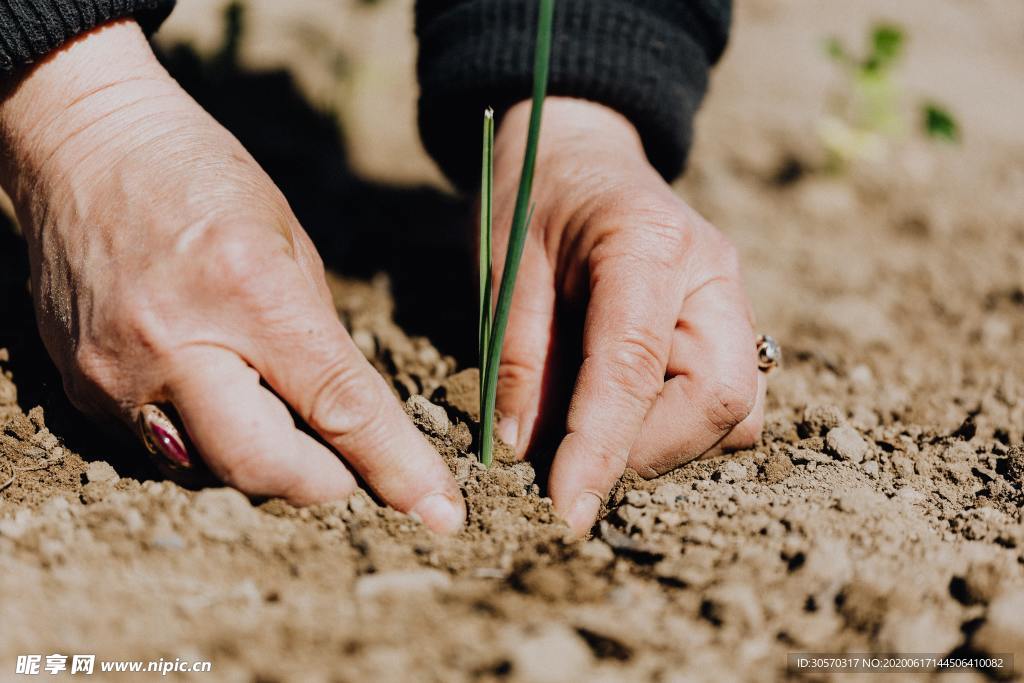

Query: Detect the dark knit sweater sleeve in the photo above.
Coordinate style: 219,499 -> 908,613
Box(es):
415,0 -> 731,190
0,0 -> 176,74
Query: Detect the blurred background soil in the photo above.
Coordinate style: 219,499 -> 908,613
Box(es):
2,0 -> 1024,681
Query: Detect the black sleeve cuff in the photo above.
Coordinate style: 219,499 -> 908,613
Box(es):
0,0 -> 176,74
416,0 -> 731,191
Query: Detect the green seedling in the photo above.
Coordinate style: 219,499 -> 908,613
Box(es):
922,103 -> 959,143
821,24 -> 960,167
478,0 -> 555,467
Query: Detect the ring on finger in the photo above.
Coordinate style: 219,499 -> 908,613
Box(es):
756,334 -> 782,374
138,403 -> 193,470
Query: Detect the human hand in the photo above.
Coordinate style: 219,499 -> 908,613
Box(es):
0,20 -> 464,533
490,98 -> 765,537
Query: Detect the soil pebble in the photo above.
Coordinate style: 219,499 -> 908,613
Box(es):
511,624 -> 593,683
1006,445 -> 1024,484
355,569 -> 451,600
405,395 -> 450,437
433,368 -> 480,422
802,404 -> 845,436
826,425 -> 869,463
972,588 -> 1024,660
189,488 -> 259,543
84,461 -> 119,485
716,461 -> 748,483
760,452 -> 794,483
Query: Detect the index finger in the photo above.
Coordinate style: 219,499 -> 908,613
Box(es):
549,226 -> 689,536
240,262 -> 466,534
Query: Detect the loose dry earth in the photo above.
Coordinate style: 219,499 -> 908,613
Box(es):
2,0 -> 1024,681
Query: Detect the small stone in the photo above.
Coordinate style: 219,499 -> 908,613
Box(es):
189,488 -> 258,543
863,460 -> 880,477
147,520 -> 186,551
30,429 -> 59,451
834,486 -> 884,513
449,421 -> 472,451
0,374 -> 16,406
41,496 -> 71,516
652,483 -> 685,505
802,404 -> 845,436
891,454 -> 915,478
760,452 -> 794,484
348,491 -> 374,516
416,345 -> 442,366
433,368 -> 480,422
826,425 -> 869,463
511,625 -> 592,683
121,508 -> 146,534
716,461 -> 748,483
1006,445 -> 1024,484
624,490 -> 650,507
655,558 -> 712,588
781,534 -> 804,559
849,364 -> 874,391
405,395 -> 450,437
879,609 -> 960,654
686,525 -> 714,545
85,460 -> 119,485
614,504 -> 647,529
790,448 -> 830,465
959,561 -> 1008,605
895,486 -> 925,504
972,588 -> 1024,660
701,583 -> 764,633
0,510 -> 31,539
578,539 -> 615,565
355,569 -> 451,600
656,510 -> 684,527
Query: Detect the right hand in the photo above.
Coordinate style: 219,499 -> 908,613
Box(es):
0,20 -> 465,533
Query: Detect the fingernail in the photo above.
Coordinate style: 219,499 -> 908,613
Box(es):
410,493 -> 465,535
565,491 -> 603,538
497,416 -> 519,449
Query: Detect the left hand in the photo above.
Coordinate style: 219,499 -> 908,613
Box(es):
489,98 -> 766,537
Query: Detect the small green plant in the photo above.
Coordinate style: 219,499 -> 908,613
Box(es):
820,23 -> 959,167
478,0 -> 555,467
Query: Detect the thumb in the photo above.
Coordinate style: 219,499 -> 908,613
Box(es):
493,238 -> 556,458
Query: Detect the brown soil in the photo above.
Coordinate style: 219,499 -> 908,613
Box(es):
2,1 -> 1024,681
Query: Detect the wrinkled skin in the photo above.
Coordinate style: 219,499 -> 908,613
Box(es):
0,19 -> 763,538
0,20 -> 465,533
491,100 -> 765,535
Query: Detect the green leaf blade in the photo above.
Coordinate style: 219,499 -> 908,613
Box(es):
480,0 -> 555,468
479,107 -> 495,421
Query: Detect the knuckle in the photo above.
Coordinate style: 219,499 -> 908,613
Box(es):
115,302 -> 169,357
702,378 -> 757,434
604,332 -> 666,404
587,192 -> 694,262
597,212 -> 693,272
640,213 -> 692,266
496,355 -> 540,393
305,360 -> 386,444
192,222 -> 291,296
